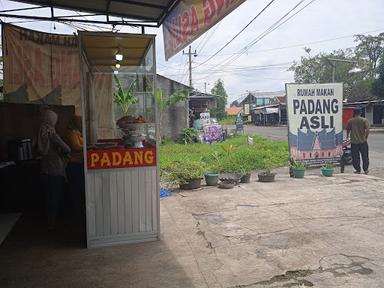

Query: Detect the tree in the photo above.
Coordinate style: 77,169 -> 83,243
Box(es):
289,47 -> 359,83
289,47 -> 373,101
210,79 -> 228,120
354,33 -> 384,78
372,59 -> 384,98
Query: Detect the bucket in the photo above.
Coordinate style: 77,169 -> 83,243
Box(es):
321,168 -> 334,177
292,168 -> 305,178
204,173 -> 219,186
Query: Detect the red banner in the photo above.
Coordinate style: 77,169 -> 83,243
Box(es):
87,148 -> 157,170
163,0 -> 246,60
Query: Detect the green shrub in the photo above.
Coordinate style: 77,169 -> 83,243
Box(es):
160,135 -> 288,181
177,128 -> 199,144
291,159 -> 305,170
162,160 -> 205,185
323,163 -> 334,169
219,116 -> 236,125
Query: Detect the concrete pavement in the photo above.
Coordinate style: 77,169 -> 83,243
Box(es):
2,173 -> 384,287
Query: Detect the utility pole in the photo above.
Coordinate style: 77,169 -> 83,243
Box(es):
325,57 -> 361,83
183,46 -> 197,88
204,82 -> 210,93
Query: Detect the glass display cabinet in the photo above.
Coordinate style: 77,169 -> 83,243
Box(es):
78,31 -> 159,248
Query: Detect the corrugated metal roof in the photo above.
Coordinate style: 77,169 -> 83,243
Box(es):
12,0 -> 180,26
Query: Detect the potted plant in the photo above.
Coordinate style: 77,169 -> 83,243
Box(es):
258,169 -> 276,182
240,171 -> 252,183
216,155 -> 243,186
321,163 -> 334,177
290,159 -> 306,178
163,160 -> 205,190
218,177 -> 238,189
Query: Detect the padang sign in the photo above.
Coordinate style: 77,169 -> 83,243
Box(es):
3,24 -> 81,112
286,83 -> 344,164
163,0 -> 246,60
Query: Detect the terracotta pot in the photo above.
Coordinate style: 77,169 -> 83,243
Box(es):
240,173 -> 251,183
257,172 -> 276,182
179,179 -> 202,190
218,181 -> 235,189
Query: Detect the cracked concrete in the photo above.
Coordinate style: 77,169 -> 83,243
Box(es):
2,172 -> 384,287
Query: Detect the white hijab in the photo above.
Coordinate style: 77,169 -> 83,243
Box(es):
38,109 -> 58,155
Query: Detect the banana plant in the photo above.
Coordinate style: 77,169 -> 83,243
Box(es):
113,75 -> 138,115
156,88 -> 190,142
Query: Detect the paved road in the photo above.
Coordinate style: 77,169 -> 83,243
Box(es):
225,124 -> 384,178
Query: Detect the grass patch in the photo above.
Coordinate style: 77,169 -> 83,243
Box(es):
160,135 -> 288,176
219,116 -> 236,125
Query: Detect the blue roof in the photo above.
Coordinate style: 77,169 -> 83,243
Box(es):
335,131 -> 343,145
318,129 -> 336,149
290,129 -> 343,150
298,129 -> 316,151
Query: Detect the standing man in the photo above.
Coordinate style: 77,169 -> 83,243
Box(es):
346,107 -> 370,174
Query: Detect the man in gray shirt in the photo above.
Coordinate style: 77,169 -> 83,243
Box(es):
346,107 -> 370,174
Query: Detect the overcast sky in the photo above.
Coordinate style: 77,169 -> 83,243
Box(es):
1,0 -> 384,103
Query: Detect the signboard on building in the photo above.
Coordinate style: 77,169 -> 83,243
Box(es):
286,83 -> 343,164
163,0 -> 246,60
200,112 -> 211,125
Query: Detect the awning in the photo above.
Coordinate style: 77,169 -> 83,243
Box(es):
10,0 -> 180,26
263,107 -> 279,114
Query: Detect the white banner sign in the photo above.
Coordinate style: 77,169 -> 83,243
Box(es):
286,83 -> 343,164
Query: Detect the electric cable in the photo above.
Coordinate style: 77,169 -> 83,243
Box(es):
216,0 -> 313,70
193,0 -> 277,69
197,0 -> 317,76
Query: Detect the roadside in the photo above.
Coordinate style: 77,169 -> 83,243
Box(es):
224,124 -> 384,179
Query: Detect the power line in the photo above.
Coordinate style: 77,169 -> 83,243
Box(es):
197,28 -> 384,57
199,0 -> 317,74
193,0 -> 277,69
162,62 -> 291,78
197,21 -> 222,54
219,0 -> 314,68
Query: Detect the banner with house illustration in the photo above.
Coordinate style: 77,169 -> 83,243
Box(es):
286,83 -> 344,164
163,0 -> 246,60
2,24 -> 81,113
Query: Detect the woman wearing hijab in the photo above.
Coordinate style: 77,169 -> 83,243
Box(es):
38,108 -> 71,229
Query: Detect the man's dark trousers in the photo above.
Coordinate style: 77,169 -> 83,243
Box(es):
351,142 -> 369,173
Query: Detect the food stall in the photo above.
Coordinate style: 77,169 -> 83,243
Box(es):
78,31 -> 159,247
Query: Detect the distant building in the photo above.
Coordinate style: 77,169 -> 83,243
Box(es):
225,107 -> 242,116
232,91 -> 285,115
343,99 -> 384,126
189,91 -> 217,117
